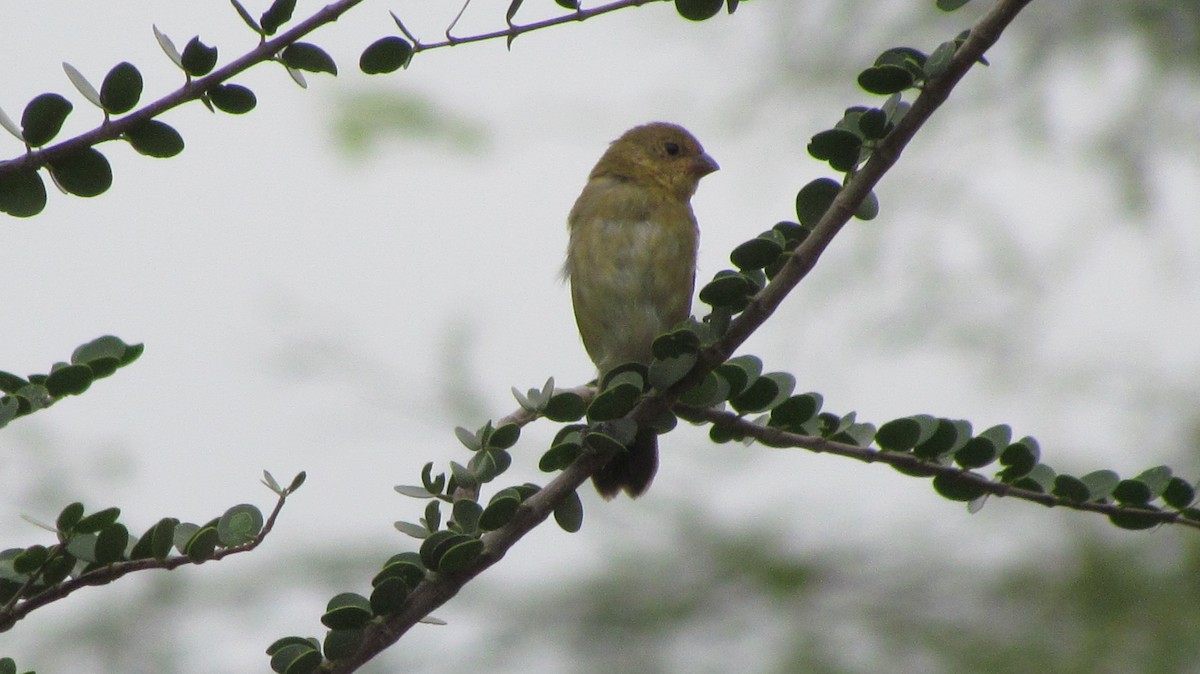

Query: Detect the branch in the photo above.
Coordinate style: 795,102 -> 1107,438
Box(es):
401,0 -> 659,51
0,0 -> 367,177
0,484 -> 294,632
327,0 -> 1037,670
634,0 -> 1036,427
675,405 -> 1200,531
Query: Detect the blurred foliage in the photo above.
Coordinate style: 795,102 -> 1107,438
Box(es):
460,515 -> 1200,674
330,92 -> 487,158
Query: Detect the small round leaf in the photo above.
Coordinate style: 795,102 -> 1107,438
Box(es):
209,84 -> 257,114
360,37 -> 413,75
101,62 -> 144,114
675,0 -> 723,21
126,120 -> 184,158
21,93 -> 73,146
48,148 -> 113,197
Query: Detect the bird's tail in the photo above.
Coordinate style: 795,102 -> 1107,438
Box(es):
592,426 -> 659,499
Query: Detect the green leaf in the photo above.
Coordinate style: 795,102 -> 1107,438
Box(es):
185,525 -> 219,561
479,493 -> 521,530
857,108 -> 889,140
956,425 -> 1011,470
451,499 -> 482,534
1113,479 -> 1153,506
75,507 -> 121,534
62,62 -> 102,108
1162,477 -> 1195,509
134,517 -> 177,560
795,178 -> 840,227
487,423 -> 520,450
730,372 -> 795,414
587,381 -> 641,422
100,62 -> 143,114
282,43 -> 337,75
209,84 -> 257,114
21,93 -> 73,146
730,233 -> 786,271
418,530 -> 461,570
678,370 -> 731,407
675,0 -> 723,21
714,355 -> 763,399
94,523 -> 129,564
0,168 -> 47,217
45,364 -> 93,396
437,537 -> 484,573
320,592 -> 373,629
1051,474 -> 1090,503
423,500 -> 441,532
261,0 -> 297,35
652,328 -> 702,359
268,643 -> 321,674
698,272 -> 757,311
48,148 -> 112,197
855,191 -> 879,221
554,490 -> 584,533
230,0 -> 263,34
126,120 -> 184,158
767,393 -> 823,432
369,576 -> 409,615
468,448 -> 511,483
875,415 -> 939,452
1080,469 -> 1119,502
360,37 -> 414,75
1108,506 -> 1162,531
648,352 -> 697,391
874,47 -> 927,77
56,502 -> 85,533
932,473 -> 988,502
556,0 -> 580,8
857,64 -> 916,95
808,129 -> 863,172
394,520 -> 429,538
152,25 -> 184,67
217,504 -> 263,546
925,40 -> 958,79
1134,465 -> 1173,498
454,426 -> 482,451
540,439 -> 582,472
13,545 -> 48,575
1011,463 -> 1055,493
41,550 -> 75,585
998,435 -> 1040,479
544,391 -> 586,421
181,37 -> 218,77
323,628 -> 364,661
936,0 -> 972,11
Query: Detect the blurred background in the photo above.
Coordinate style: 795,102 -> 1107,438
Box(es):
2,1 -> 1199,672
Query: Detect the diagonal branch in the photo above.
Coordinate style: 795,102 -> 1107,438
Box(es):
0,0 -> 367,176
330,0 -> 1038,670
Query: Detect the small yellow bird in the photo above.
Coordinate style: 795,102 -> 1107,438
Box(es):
564,122 -> 719,498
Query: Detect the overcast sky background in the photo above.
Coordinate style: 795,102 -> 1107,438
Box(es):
2,1 -> 1198,672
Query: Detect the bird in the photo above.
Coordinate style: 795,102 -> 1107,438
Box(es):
563,122 -> 719,498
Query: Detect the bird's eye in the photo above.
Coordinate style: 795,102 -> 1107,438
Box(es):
663,142 -> 681,156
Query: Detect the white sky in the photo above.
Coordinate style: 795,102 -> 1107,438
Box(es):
2,1 -> 1198,671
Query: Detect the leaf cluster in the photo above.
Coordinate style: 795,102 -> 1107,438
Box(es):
0,335 -> 141,430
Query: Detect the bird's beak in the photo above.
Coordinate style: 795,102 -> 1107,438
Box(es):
693,152 -> 720,177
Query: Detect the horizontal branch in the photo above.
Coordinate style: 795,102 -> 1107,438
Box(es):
675,405 -> 1200,531
0,486 -> 292,632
